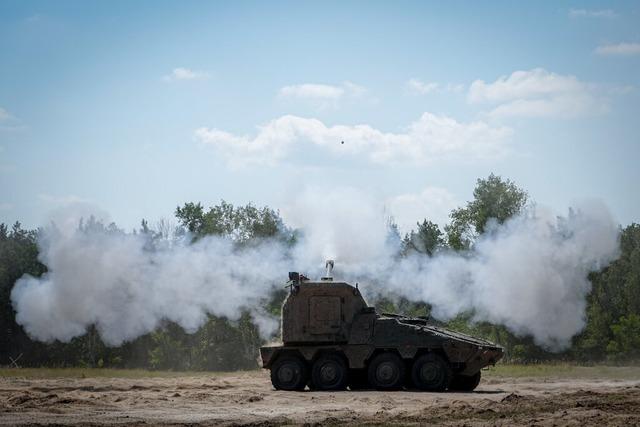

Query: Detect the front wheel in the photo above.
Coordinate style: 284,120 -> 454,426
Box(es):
449,371 -> 481,392
411,353 -> 452,392
270,355 -> 308,391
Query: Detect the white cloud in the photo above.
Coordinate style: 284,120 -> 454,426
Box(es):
0,108 -> 12,121
162,67 -> 209,82
406,79 -> 464,95
406,79 -> 439,95
387,187 -> 458,232
195,113 -> 512,167
279,83 -> 344,100
595,42 -> 640,56
468,68 -> 606,119
444,83 -> 465,93
569,9 -> 616,18
469,69 -> 583,103
0,107 -> 26,132
342,81 -> 367,97
277,81 -> 367,108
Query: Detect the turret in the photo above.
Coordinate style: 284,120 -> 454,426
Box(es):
281,268 -> 371,344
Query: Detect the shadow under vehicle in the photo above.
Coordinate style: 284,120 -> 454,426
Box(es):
260,262 -> 503,392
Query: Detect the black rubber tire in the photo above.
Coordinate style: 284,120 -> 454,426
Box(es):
311,354 -> 348,391
411,353 -> 452,392
367,352 -> 405,390
449,371 -> 481,392
270,355 -> 308,391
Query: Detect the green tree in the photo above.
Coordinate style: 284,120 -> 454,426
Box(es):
148,322 -> 192,370
403,220 -> 445,256
0,222 -> 47,366
575,223 -> 640,361
175,200 -> 291,245
445,173 -> 528,250
606,314 -> 640,361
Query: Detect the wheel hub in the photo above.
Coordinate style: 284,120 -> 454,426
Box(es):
420,362 -> 440,383
278,365 -> 295,383
320,363 -> 338,383
376,362 -> 397,383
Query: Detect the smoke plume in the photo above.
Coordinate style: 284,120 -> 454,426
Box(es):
11,191 -> 619,350
387,201 -> 619,350
11,222 -> 290,345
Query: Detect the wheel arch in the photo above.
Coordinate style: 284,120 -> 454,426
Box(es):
310,349 -> 349,366
414,347 -> 451,362
366,347 -> 404,363
264,348 -> 307,369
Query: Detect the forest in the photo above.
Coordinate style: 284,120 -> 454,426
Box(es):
1,174 -> 639,370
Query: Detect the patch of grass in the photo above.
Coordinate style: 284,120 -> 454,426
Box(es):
484,363 -> 640,380
0,368 -> 253,379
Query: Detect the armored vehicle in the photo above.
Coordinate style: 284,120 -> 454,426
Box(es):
260,263 -> 503,392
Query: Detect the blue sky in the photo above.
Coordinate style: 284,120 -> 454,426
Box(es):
1,1 -> 639,232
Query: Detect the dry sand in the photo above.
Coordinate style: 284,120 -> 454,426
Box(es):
1,370 -> 639,426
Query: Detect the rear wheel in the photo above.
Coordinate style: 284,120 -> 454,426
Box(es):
449,371 -> 481,392
367,353 -> 405,390
270,355 -> 308,391
311,354 -> 348,391
411,353 -> 452,392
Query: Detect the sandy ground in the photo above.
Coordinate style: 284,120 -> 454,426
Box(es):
1,370 -> 640,426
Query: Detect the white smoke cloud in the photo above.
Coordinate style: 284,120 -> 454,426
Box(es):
385,200 -> 619,350
11,190 -> 619,351
12,225 -> 290,345
282,187 -> 394,270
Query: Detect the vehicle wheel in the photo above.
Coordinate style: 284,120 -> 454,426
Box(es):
411,353 -> 452,392
367,352 -> 405,390
270,355 -> 308,391
311,354 -> 348,391
449,371 -> 481,392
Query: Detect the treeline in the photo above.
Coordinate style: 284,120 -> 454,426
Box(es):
1,174 -> 639,369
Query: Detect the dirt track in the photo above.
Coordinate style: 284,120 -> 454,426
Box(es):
1,370 -> 639,426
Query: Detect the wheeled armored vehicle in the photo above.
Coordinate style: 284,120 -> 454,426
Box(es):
260,263 -> 503,392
